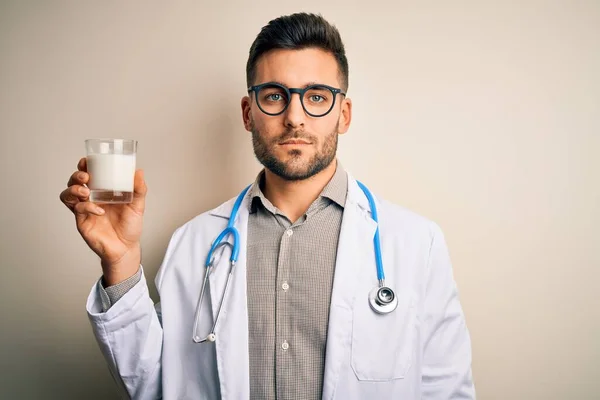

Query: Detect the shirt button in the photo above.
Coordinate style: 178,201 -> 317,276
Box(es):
286,229 -> 293,237
282,340 -> 289,351
282,281 -> 289,291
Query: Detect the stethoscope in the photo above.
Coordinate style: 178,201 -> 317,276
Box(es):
192,181 -> 397,344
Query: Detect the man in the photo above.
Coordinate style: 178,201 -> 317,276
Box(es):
60,12 -> 475,400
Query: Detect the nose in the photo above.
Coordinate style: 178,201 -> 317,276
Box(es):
283,92 -> 306,129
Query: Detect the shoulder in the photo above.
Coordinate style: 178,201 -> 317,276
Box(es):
183,196 -> 237,230
375,195 -> 446,251
347,174 -> 444,245
166,195 -> 238,246
380,197 -> 441,232
153,195 -> 238,288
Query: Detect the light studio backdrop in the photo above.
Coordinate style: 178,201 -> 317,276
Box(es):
0,1 -> 598,399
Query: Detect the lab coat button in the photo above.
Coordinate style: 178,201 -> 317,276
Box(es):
282,341 -> 289,350
282,281 -> 289,291
286,229 -> 293,237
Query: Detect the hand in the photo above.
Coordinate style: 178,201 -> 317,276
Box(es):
60,157 -> 147,285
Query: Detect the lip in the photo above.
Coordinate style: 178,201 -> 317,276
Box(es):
280,140 -> 311,145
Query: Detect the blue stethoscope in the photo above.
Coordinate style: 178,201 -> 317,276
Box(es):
192,181 -> 397,344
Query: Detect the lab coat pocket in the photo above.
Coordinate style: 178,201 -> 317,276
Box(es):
350,291 -> 417,381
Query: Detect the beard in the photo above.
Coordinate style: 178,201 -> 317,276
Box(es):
251,121 -> 339,181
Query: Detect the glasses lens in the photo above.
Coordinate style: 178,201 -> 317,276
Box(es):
303,86 -> 334,116
257,84 -> 289,115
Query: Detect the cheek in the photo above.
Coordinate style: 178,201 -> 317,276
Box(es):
327,111 -> 342,126
249,110 -> 264,130
313,115 -> 339,136
253,112 -> 283,133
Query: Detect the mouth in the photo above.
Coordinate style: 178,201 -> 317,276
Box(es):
279,139 -> 311,145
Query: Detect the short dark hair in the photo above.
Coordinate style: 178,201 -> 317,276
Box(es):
246,13 -> 349,91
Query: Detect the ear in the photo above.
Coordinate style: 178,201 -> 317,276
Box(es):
337,97 -> 352,135
241,95 -> 252,132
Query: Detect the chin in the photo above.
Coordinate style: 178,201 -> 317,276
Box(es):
259,147 -> 334,181
283,152 -> 312,167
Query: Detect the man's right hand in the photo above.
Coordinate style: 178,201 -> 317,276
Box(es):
60,157 -> 147,286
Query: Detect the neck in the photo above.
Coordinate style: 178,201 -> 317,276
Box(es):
263,160 -> 338,223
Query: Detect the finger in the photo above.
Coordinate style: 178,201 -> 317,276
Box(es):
74,201 -> 105,224
67,170 -> 89,187
77,157 -> 87,172
130,169 -> 147,214
60,185 -> 90,211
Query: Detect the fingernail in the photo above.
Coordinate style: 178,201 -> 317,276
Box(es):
96,207 -> 104,215
79,172 -> 86,180
80,187 -> 89,196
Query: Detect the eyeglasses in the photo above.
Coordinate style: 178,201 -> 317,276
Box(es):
247,82 -> 346,117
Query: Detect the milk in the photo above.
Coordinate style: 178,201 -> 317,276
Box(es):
86,153 -> 136,202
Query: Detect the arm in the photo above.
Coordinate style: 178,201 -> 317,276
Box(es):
421,224 -> 476,399
87,265 -> 163,400
85,227 -> 182,399
99,267 -> 143,312
61,160 -> 163,399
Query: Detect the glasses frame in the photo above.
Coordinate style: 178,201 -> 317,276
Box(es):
247,82 -> 346,117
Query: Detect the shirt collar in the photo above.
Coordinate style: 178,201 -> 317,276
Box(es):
319,160 -> 348,208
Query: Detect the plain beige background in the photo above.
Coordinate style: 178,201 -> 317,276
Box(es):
1,1 -> 598,399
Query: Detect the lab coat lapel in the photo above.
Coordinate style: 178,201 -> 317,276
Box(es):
207,192 -> 252,399
322,176 -> 377,400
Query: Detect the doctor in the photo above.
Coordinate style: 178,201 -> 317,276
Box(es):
60,12 -> 475,400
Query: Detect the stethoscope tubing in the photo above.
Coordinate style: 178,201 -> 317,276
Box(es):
194,180 -> 395,343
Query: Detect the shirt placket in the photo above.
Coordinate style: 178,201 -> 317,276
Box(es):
275,221 -> 294,400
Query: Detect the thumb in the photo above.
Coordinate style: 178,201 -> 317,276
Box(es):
131,169 -> 147,213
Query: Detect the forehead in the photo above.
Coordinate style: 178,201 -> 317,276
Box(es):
254,48 -> 341,88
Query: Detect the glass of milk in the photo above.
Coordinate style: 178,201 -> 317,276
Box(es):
85,139 -> 137,203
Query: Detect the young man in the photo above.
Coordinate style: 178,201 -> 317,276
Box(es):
60,12 -> 475,400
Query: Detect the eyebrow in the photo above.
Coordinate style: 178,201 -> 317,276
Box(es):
265,81 -> 330,89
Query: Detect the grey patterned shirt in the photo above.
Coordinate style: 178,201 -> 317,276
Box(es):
98,162 -> 347,400
246,164 -> 346,400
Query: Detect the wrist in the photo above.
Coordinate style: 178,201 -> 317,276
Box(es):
101,244 -> 141,287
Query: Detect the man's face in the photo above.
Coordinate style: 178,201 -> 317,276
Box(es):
242,48 -> 352,181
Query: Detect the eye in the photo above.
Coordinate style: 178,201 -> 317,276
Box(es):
305,87 -> 330,104
259,85 -> 288,103
267,93 -> 282,101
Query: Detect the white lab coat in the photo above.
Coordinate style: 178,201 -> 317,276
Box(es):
86,174 -> 476,399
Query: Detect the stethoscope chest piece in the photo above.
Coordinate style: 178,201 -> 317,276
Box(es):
192,181 -> 396,344
369,285 -> 398,314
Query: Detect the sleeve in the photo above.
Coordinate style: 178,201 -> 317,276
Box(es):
86,226 -> 184,399
87,265 -> 164,399
98,267 -> 143,312
421,223 -> 476,399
